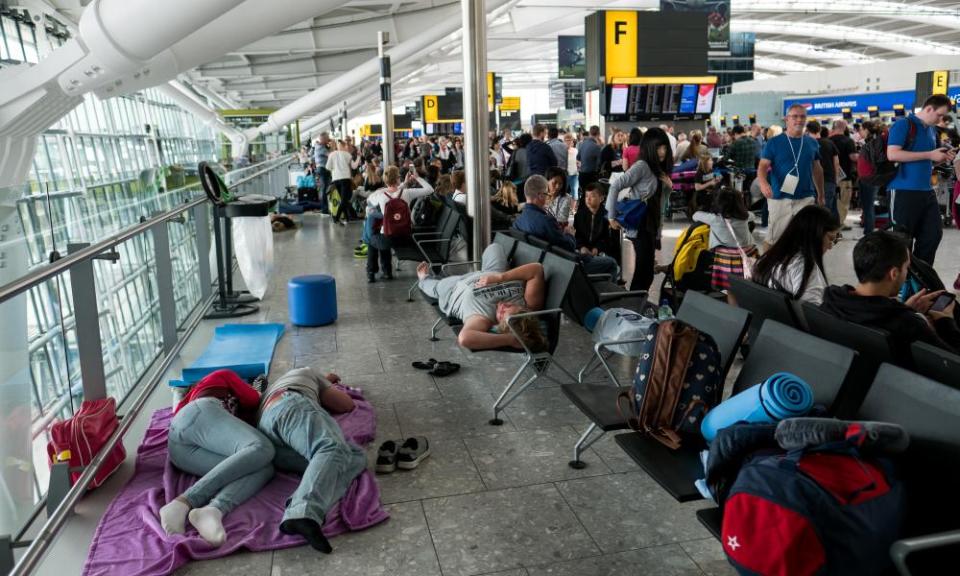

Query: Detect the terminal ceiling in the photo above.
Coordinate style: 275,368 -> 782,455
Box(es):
17,0 -> 960,116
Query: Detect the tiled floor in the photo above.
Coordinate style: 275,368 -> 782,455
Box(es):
42,208 -> 960,576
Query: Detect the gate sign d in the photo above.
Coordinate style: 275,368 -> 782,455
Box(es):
423,95 -> 439,122
605,11 -> 638,81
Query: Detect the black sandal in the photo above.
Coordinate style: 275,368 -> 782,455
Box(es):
429,361 -> 461,377
411,358 -> 438,370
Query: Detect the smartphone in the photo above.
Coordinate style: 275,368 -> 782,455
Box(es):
931,292 -> 956,312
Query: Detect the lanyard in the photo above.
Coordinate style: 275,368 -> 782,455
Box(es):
784,135 -> 804,174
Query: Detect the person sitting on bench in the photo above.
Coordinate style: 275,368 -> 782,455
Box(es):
513,174 -> 620,281
256,367 -> 365,554
820,230 -> 960,356
417,243 -> 548,352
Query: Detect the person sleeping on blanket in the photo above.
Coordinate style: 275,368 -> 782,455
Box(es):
417,243 -> 549,352
255,366 -> 365,554
159,369 -> 274,547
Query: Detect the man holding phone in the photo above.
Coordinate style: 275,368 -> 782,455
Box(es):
887,94 -> 958,265
820,231 -> 960,359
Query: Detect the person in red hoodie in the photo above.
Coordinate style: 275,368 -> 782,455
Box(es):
157,369 -> 274,547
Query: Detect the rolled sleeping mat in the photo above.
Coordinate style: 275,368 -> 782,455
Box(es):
701,372 -> 814,443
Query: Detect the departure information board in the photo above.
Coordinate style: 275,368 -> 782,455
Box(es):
606,79 -> 716,121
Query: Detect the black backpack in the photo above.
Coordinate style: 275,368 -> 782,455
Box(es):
860,120 -> 917,187
412,193 -> 444,228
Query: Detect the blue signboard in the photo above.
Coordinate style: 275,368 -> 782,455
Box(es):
679,84 -> 698,114
783,86 -> 960,116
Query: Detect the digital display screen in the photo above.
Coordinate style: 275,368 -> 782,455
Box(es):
453,122 -> 464,134
426,123 -> 435,135
606,82 -> 716,119
663,84 -> 682,114
609,84 -> 629,115
696,84 -> 716,114
679,84 -> 697,114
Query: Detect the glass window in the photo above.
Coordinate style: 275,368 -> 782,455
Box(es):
3,17 -> 24,61
20,21 -> 37,63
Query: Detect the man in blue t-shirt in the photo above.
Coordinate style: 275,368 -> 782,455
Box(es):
887,94 -> 956,265
757,104 -> 824,246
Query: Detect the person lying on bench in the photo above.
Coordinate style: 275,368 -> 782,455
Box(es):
256,367 -> 365,554
160,369 -> 274,547
417,243 -> 548,352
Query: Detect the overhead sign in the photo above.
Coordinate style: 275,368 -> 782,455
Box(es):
500,96 -> 521,111
558,35 -> 585,79
784,86 -> 960,117
661,0 -> 730,55
487,72 -> 502,111
934,70 -> 949,95
604,11 -> 638,82
423,95 -> 438,122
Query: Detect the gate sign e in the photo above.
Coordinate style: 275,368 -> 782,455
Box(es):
605,11 -> 638,81
934,70 -> 949,95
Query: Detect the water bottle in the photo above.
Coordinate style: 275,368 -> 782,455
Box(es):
657,298 -> 673,320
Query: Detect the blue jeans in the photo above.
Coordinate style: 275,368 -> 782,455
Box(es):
580,253 -> 620,282
824,181 -> 838,221
167,398 -> 275,514
567,174 -> 579,203
859,182 -> 877,233
258,393 -> 366,526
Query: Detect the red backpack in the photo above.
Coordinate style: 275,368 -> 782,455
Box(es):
46,398 -> 126,489
382,190 -> 412,237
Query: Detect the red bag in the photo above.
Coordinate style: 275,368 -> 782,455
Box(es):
46,398 -> 126,490
382,190 -> 412,237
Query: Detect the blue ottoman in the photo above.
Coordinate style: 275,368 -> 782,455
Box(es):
288,275 -> 337,326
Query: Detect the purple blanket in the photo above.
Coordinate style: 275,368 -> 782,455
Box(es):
82,386 -> 388,576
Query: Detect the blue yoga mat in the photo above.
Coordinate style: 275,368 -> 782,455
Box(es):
170,323 -> 285,387
701,372 -> 814,442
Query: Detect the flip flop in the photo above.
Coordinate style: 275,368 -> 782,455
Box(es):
429,361 -> 461,377
411,358 -> 438,370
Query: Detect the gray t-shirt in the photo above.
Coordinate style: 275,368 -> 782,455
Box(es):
440,276 -> 525,322
258,367 -> 330,419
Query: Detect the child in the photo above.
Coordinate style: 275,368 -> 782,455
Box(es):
690,155 -> 719,218
693,188 -> 757,293
574,183 -> 620,279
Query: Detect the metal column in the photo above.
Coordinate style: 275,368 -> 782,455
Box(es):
150,220 -> 178,354
67,243 -> 107,400
462,0 -> 491,261
378,31 -> 395,166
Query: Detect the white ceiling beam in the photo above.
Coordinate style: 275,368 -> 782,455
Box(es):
734,19 -> 960,55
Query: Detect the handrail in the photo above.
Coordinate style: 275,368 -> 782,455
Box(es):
0,155 -> 292,307
7,153 -> 294,576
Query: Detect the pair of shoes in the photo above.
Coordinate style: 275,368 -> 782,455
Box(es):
353,244 -> 368,258
376,437 -> 431,473
411,358 -> 460,377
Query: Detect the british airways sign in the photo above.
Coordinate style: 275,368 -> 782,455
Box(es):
783,87 -> 960,116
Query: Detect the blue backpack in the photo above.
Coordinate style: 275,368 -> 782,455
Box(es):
616,319 -> 722,449
721,427 -> 904,576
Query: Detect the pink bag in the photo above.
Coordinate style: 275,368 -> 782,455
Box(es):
47,398 -> 126,489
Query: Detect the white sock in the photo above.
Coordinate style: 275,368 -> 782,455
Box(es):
159,499 -> 190,535
189,506 -> 226,547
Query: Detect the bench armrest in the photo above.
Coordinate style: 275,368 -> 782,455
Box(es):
505,308 -> 563,355
441,260 -> 481,274
891,529 -> 960,576
598,290 -> 648,302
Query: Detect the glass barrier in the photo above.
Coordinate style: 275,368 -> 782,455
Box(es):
0,156 -> 291,554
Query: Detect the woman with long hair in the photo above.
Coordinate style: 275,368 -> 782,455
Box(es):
606,127 -> 674,291
545,166 -> 573,228
600,130 -> 626,177
856,120 -> 885,234
751,205 -> 840,305
680,130 -> 706,162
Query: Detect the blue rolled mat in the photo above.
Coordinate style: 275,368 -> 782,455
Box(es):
178,323 -> 285,384
701,372 -> 813,443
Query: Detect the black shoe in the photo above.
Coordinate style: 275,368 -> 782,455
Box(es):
367,274 -> 376,284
